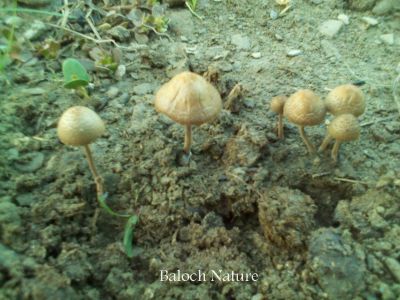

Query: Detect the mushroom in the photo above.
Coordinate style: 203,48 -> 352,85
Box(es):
57,106 -> 105,195
283,89 -> 326,153
154,71 -> 222,157
325,84 -> 365,117
319,113 -> 360,162
270,95 -> 287,139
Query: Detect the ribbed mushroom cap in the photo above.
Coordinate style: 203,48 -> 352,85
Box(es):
154,71 -> 222,126
328,114 -> 360,142
325,84 -> 365,116
283,89 -> 326,126
270,95 -> 287,114
57,106 -> 105,146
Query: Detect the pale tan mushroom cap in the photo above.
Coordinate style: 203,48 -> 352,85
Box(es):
328,113 -> 360,142
283,89 -> 326,126
57,106 -> 105,146
154,71 -> 222,126
270,95 -> 287,114
325,84 -> 365,116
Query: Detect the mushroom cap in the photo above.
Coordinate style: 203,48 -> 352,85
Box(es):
328,113 -> 360,142
283,89 -> 326,126
270,95 -> 287,114
154,71 -> 222,126
57,106 -> 105,146
325,84 -> 365,116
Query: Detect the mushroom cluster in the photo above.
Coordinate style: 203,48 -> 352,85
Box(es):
319,84 -> 365,162
270,84 -> 365,161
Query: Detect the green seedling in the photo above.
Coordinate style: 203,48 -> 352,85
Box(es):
185,0 -> 203,20
62,58 -> 90,99
100,194 -> 139,258
141,14 -> 170,34
57,106 -> 139,258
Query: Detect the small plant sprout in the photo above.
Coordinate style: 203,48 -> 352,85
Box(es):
185,0 -> 203,20
57,106 -> 138,257
62,58 -> 90,99
283,89 -> 326,154
270,95 -> 287,139
319,114 -> 360,162
325,84 -> 365,117
155,71 -> 222,162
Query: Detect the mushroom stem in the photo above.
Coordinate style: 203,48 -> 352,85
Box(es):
331,140 -> 341,162
298,125 -> 315,154
83,144 -> 104,195
277,114 -> 284,139
183,125 -> 192,154
319,134 -> 332,152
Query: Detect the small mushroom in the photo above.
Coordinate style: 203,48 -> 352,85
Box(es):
283,89 -> 326,153
325,84 -> 365,117
319,114 -> 360,162
270,95 -> 287,139
154,71 -> 222,157
57,106 -> 105,195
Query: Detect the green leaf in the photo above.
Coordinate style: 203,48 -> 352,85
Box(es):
62,58 -> 90,89
123,215 -> 139,258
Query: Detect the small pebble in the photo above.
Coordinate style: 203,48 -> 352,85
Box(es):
106,86 -> 119,98
115,64 -> 126,80
319,20 -> 343,38
384,257 -> 400,282
286,49 -> 302,57
362,16 -> 378,26
337,14 -> 349,25
251,52 -> 261,59
231,34 -> 251,50
23,20 -> 47,40
380,33 -> 394,45
21,88 -> 46,95
270,10 -> 279,20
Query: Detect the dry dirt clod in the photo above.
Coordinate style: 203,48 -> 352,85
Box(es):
224,83 -> 244,113
258,187 -> 317,250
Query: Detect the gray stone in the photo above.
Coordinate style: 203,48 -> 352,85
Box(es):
133,83 -> 154,95
286,49 -> 302,57
107,26 -> 131,42
373,0 -> 400,15
319,20 -> 343,38
380,33 -> 394,45
23,20 -> 47,40
348,0 -> 376,11
231,34 -> 251,50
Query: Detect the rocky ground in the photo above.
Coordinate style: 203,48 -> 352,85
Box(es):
0,0 -> 399,299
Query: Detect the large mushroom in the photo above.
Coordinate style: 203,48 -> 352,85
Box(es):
155,71 -> 222,157
283,89 -> 326,153
57,106 -> 105,195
